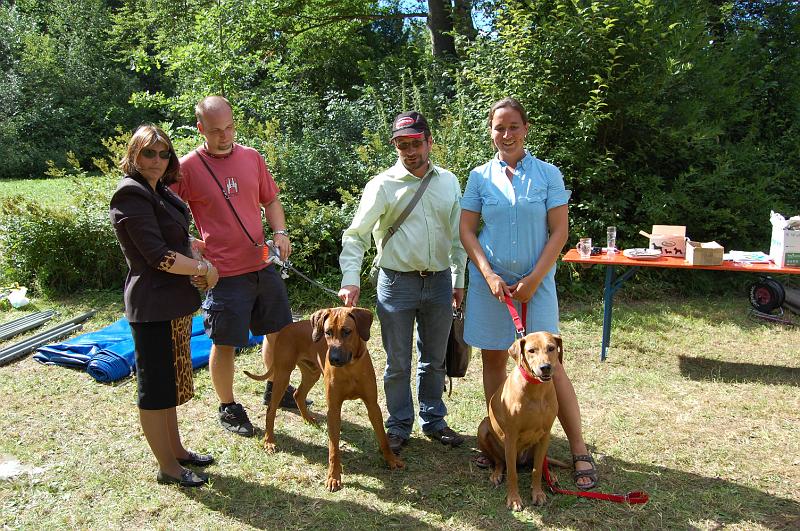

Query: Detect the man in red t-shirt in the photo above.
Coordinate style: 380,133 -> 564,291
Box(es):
173,96 -> 299,437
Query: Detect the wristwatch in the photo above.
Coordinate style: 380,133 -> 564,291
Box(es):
274,229 -> 289,237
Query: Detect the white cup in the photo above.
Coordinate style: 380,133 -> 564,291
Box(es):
576,237 -> 592,259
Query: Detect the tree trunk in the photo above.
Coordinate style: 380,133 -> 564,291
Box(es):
453,0 -> 477,41
427,0 -> 456,59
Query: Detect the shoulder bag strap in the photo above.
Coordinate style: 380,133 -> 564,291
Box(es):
195,150 -> 261,247
382,172 -> 434,248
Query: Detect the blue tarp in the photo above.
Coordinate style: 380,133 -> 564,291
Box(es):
33,316 -> 263,383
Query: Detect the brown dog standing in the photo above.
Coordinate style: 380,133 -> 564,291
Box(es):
245,307 -> 404,491
477,332 -> 562,511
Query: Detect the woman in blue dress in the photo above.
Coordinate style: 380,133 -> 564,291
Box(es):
460,97 -> 597,489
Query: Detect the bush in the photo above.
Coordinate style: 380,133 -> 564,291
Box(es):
0,195 -> 125,295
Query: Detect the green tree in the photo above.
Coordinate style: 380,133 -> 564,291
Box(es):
0,0 -> 143,179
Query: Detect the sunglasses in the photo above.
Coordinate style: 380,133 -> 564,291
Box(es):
394,139 -> 425,151
140,148 -> 171,160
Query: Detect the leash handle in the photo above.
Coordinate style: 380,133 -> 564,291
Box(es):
504,295 -> 527,338
542,457 -> 649,505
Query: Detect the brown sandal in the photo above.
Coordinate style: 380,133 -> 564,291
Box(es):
473,453 -> 492,469
572,454 -> 598,490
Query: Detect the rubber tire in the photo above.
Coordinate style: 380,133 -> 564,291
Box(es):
748,277 -> 785,313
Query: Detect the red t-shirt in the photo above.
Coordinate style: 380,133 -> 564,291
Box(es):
173,144 -> 279,276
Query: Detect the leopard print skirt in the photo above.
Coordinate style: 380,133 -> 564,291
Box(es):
130,314 -> 195,410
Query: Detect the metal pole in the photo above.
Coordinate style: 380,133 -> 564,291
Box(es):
0,310 -> 56,341
0,310 -> 95,367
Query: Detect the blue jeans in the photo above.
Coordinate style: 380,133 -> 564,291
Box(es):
376,268 -> 453,439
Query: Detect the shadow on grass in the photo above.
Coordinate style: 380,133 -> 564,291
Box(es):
678,355 -> 800,386
205,415 -> 800,529
184,472 -> 432,530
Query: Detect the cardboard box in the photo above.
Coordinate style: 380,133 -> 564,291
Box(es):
685,240 -> 724,266
769,228 -> 800,268
639,225 -> 687,258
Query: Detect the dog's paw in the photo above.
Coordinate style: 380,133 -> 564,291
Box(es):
263,441 -> 278,454
489,469 -> 504,487
387,456 -> 405,470
531,489 -> 547,506
506,494 -> 524,512
326,476 -> 343,492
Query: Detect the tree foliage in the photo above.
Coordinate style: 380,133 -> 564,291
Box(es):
0,0 -> 143,179
1,0 -> 799,295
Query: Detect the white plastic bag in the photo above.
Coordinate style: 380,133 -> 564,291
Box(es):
8,287 -> 30,308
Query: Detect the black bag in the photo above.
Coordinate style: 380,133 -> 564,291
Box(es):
445,306 -> 471,395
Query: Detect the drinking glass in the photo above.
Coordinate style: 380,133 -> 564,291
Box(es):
606,226 -> 617,255
576,237 -> 592,259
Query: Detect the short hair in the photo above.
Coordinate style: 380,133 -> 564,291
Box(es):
195,95 -> 233,126
119,124 -> 180,185
487,97 -> 529,127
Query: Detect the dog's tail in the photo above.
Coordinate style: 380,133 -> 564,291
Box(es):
243,367 -> 273,381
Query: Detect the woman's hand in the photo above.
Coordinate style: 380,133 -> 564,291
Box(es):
509,274 -> 541,303
204,262 -> 219,290
191,261 -> 218,291
485,272 -> 512,301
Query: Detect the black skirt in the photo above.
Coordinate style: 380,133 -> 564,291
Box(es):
130,314 -> 194,410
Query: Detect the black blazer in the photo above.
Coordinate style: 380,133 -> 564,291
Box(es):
109,174 -> 201,323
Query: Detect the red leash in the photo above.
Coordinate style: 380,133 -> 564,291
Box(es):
504,294 -> 526,338
542,457 -> 649,504
504,295 -> 649,505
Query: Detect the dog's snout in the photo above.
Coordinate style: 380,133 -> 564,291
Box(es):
328,346 -> 352,367
538,363 -> 552,375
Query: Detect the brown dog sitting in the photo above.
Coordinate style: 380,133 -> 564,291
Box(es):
244,306 -> 404,491
477,332 -> 562,511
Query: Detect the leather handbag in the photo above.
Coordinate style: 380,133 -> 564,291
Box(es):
445,305 -> 471,395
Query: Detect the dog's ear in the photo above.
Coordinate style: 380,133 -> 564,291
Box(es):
310,309 -> 330,342
552,334 -> 563,364
508,336 -> 525,363
349,307 -> 373,341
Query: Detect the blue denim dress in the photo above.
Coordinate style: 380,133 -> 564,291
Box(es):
461,152 -> 571,350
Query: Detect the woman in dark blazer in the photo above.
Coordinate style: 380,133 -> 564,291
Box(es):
110,124 -> 219,487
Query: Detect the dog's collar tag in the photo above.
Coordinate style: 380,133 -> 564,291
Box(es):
517,364 -> 543,385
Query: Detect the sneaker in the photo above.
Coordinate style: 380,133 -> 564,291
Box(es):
263,381 -> 313,409
425,426 -> 465,447
387,433 -> 408,455
218,402 -> 255,437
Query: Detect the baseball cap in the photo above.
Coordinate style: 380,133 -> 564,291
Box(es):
390,111 -> 430,140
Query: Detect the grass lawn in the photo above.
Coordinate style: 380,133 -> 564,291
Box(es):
1,291 -> 799,530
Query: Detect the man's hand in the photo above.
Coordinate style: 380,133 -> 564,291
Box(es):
190,237 -> 206,258
273,232 -> 291,261
338,285 -> 360,307
453,288 -> 465,309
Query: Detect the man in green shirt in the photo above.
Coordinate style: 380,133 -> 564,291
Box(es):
338,111 -> 467,454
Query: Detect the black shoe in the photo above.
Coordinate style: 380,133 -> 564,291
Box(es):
387,433 -> 408,455
218,402 -> 255,437
177,450 -> 214,467
425,426 -> 465,447
157,468 -> 209,487
263,382 -> 313,409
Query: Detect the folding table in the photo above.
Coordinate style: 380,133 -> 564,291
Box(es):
562,249 -> 800,360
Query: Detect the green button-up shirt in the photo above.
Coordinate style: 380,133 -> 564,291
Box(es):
340,160 -> 467,288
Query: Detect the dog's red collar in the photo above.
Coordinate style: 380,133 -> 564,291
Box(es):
517,364 -> 544,385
